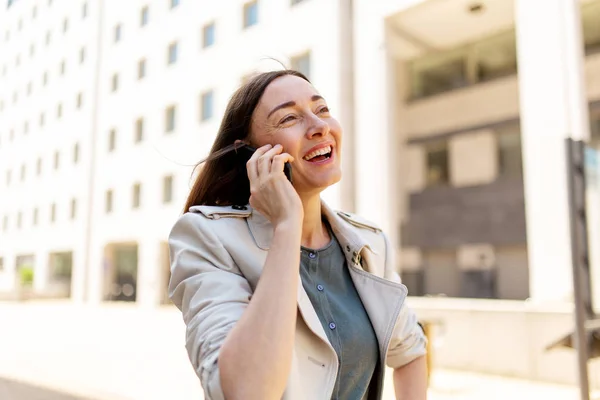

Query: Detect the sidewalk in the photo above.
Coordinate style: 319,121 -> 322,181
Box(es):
0,301 -> 586,400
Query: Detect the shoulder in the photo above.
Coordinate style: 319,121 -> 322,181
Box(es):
334,210 -> 382,233
169,205 -> 251,240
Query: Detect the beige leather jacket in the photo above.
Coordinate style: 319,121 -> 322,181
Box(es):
168,202 -> 427,400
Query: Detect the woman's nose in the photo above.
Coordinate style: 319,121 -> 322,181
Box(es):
305,115 -> 330,138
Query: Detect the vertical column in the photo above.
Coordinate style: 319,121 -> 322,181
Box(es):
137,238 -> 162,308
353,6 -> 400,251
515,0 -> 590,302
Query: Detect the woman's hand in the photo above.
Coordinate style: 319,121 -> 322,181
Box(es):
246,144 -> 303,228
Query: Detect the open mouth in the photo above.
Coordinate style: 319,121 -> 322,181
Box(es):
303,145 -> 333,162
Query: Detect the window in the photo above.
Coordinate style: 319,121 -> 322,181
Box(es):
140,6 -> 149,26
6,170 -> 11,186
51,203 -> 56,223
202,22 -> 215,48
46,31 -> 51,45
18,19 -> 23,31
170,0 -> 180,9
135,118 -> 144,143
111,73 -> 119,92
165,105 -> 176,133
39,112 -> 45,127
20,164 -> 26,181
33,208 -> 38,225
410,50 -> 468,99
29,44 -> 35,56
10,129 -> 14,141
27,82 -> 32,95
243,1 -> 258,28
290,51 -> 311,79
63,18 -> 69,33
77,93 -> 83,109
82,2 -> 88,18
105,190 -> 113,213
23,121 -> 29,134
114,24 -> 122,42
73,143 -> 80,163
80,47 -> 85,63
32,5 -> 37,18
108,129 -> 116,152
425,141 -> 449,186
200,90 -> 214,121
36,158 -> 42,175
591,109 -> 600,143
497,124 -> 523,178
54,151 -> 60,170
57,103 -> 63,118
60,60 -> 66,75
15,54 -> 20,67
12,91 -> 18,104
474,31 -> 517,82
43,71 -> 48,86
2,216 -> 7,231
132,183 -> 141,208
138,59 -> 146,79
168,42 -> 178,64
163,175 -> 173,203
70,198 -> 77,219
583,1 -> 600,54
17,212 -> 22,229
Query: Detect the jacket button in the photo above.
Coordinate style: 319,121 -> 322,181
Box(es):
232,205 -> 247,210
329,322 -> 336,330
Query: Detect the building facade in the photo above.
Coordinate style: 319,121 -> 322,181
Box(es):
1,0 -> 599,308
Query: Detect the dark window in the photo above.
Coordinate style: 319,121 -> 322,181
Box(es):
39,112 -> 45,127
80,47 -> 85,63
60,60 -> 66,75
138,59 -> 146,79
73,143 -> 80,163
111,73 -> 119,92
70,198 -> 77,219
63,18 -> 68,33
243,1 -> 258,28
496,123 -> 523,179
425,141 -> 449,186
50,203 -> 56,222
114,24 -> 121,42
200,90 -> 214,121
170,0 -> 180,9
82,2 -> 88,18
45,31 -> 51,45
168,42 -> 178,64
163,175 -> 173,203
108,129 -> 116,152
76,92 -> 83,108
140,6 -> 149,26
57,103 -> 62,118
165,105 -> 176,133
106,190 -> 113,213
54,151 -> 60,170
132,183 -> 141,208
36,158 -> 42,175
135,118 -> 144,143
290,51 -> 311,80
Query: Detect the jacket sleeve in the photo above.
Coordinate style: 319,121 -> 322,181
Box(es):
381,231 -> 428,369
168,212 -> 252,400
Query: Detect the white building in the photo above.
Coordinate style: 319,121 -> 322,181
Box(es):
0,0 -> 354,306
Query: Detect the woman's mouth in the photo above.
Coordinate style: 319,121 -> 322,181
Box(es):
302,145 -> 333,163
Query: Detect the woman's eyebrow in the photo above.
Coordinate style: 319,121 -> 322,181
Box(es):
267,95 -> 326,119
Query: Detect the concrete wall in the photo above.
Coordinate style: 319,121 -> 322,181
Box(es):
410,297 -> 600,387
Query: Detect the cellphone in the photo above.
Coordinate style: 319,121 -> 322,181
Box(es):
236,144 -> 293,183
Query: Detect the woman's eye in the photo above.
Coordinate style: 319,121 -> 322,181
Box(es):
280,115 -> 296,124
318,107 -> 330,114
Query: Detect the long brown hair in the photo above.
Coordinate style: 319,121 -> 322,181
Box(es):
183,69 -> 310,212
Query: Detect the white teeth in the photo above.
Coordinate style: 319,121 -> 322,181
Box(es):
303,146 -> 332,161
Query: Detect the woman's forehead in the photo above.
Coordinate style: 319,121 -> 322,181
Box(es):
260,75 -> 319,107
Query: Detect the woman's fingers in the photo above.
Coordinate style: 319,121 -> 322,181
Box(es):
258,144 -> 283,177
246,144 -> 272,182
270,153 -> 294,178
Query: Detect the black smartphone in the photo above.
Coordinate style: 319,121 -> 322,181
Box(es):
235,144 -> 293,183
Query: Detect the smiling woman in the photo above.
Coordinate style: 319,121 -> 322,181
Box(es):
168,69 -> 428,400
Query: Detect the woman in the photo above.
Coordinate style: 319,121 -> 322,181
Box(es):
168,69 -> 427,400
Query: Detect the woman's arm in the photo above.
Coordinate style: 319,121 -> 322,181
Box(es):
218,221 -> 302,400
393,355 -> 428,400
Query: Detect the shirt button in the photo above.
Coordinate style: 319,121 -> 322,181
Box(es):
329,322 -> 336,330
317,284 -> 324,291
308,252 -> 316,259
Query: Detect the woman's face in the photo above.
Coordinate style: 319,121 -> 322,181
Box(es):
249,75 -> 342,194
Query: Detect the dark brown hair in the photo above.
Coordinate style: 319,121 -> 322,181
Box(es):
183,69 -> 310,212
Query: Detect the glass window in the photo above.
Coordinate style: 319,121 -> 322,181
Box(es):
80,47 -> 85,63
20,164 -> 26,181
410,50 -> 468,99
106,190 -> 113,213
23,121 -> 29,134
425,141 -> 449,186
60,60 -> 66,75
132,183 -> 141,208
583,1 -> 600,55
138,59 -> 146,79
29,44 -> 35,56
171,0 -> 180,9
135,118 -> 144,142
200,90 -> 214,121
243,1 -> 258,28
168,42 -> 178,64
36,158 -> 42,175
590,108 -> 600,145
497,123 -> 523,178
27,82 -> 32,95
17,212 -> 22,229
63,18 -> 68,33
51,203 -> 56,222
2,216 -> 7,231
474,30 -> 517,82
165,105 -> 176,133
163,175 -> 173,204
32,6 -> 37,18
46,31 -> 51,45
70,198 -> 77,219
141,6 -> 149,26
203,22 -> 215,48
291,51 -> 311,79
73,143 -> 79,163
43,71 -> 48,86
54,151 -> 60,170
114,24 -> 122,42
82,2 -> 88,18
57,103 -> 62,118
33,208 -> 38,225
112,73 -> 119,92
77,92 -> 83,108
109,129 -> 116,152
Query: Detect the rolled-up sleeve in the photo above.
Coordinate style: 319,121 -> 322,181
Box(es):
381,231 -> 428,369
168,212 -> 252,400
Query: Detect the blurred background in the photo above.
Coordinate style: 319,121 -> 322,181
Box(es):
1,0 -> 600,399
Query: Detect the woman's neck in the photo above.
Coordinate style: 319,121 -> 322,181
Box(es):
299,194 -> 329,249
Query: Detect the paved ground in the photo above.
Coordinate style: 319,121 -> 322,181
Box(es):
0,300 -> 590,400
